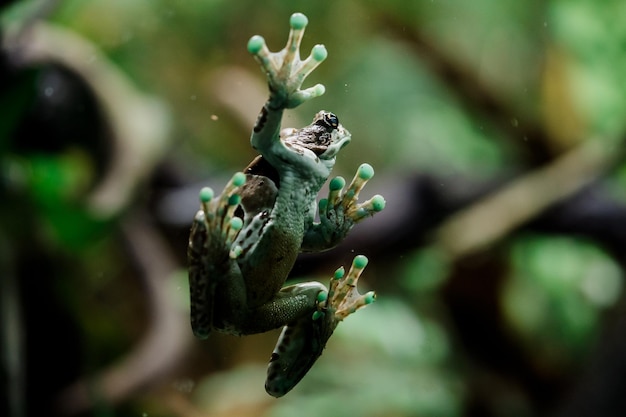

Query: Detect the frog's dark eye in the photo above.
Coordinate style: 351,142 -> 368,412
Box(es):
315,112 -> 339,132
325,113 -> 339,128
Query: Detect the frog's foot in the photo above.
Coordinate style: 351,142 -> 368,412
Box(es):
317,163 -> 385,242
329,163 -> 386,222
317,255 -> 376,323
248,13 -> 327,109
195,172 -> 247,259
264,256 -> 374,397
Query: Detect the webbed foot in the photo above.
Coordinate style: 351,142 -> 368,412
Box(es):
311,163 -> 385,248
248,13 -> 327,109
317,255 -> 376,322
326,163 -> 386,222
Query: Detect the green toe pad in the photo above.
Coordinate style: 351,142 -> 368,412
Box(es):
290,13 -> 308,29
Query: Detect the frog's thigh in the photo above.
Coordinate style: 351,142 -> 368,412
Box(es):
210,259 -> 250,333
240,282 -> 326,335
264,282 -> 333,398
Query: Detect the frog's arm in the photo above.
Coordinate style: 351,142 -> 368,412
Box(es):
188,175 -> 247,339
247,13 -> 327,156
302,163 -> 386,252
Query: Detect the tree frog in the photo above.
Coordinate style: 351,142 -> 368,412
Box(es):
188,13 -> 385,397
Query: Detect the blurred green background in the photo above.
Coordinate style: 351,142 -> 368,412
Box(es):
2,0 -> 626,416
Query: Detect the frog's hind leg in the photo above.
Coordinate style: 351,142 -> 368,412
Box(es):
264,294 -> 329,398
265,256 -> 375,397
188,211 -> 216,339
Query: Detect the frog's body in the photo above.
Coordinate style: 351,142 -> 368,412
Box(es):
188,13 -> 385,397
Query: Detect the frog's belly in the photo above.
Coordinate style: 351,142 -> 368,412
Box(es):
240,227 -> 301,307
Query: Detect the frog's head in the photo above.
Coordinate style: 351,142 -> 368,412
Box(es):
280,111 -> 351,178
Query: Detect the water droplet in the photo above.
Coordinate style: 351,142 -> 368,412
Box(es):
44,87 -> 54,97
510,118 -> 519,127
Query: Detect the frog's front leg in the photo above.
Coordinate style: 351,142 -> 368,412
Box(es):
265,256 -> 375,397
302,163 -> 386,252
247,13 -> 327,154
188,173 -> 249,339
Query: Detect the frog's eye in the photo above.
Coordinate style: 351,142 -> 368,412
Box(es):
325,113 -> 339,128
315,112 -> 339,132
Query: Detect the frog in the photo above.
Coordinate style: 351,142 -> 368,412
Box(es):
187,13 -> 385,397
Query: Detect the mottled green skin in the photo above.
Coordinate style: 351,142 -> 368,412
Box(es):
187,13 -> 384,397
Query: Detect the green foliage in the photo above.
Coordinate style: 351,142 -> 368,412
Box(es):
550,0 -> 626,138
502,234 -> 622,368
400,247 -> 451,294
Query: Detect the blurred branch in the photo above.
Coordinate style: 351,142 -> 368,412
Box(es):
3,22 -> 171,218
434,137 -> 625,260
57,212 -> 190,415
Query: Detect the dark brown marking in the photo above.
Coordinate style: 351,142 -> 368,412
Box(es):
253,106 -> 268,133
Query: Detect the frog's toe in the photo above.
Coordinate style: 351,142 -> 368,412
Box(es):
284,13 -> 307,59
247,35 -> 274,72
247,35 -> 267,57
296,44 -> 327,79
289,12 -> 308,30
286,84 -> 326,108
346,163 -> 375,202
349,194 -> 386,221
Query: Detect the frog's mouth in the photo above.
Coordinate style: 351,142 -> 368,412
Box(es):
318,126 -> 350,160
